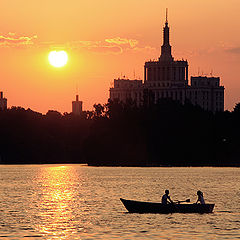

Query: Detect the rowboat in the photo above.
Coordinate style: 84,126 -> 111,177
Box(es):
120,198 -> 214,214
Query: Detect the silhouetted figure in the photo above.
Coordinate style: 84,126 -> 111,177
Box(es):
162,189 -> 173,204
196,190 -> 205,204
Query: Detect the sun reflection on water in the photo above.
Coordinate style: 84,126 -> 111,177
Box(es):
34,165 -> 81,238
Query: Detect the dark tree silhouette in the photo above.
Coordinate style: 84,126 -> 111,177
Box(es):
0,101 -> 239,166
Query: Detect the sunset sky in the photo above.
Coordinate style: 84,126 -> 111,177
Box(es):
0,0 -> 239,113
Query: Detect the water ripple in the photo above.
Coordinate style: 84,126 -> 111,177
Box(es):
0,165 -> 239,239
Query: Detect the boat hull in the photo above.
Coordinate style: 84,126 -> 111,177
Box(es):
120,198 -> 214,214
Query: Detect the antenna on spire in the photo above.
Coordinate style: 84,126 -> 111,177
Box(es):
75,83 -> 79,101
76,83 -> 79,95
166,8 -> 168,23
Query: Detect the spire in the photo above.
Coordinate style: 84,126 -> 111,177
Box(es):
159,8 -> 173,62
166,8 -> 168,24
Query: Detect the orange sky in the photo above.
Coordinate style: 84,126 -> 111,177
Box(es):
0,0 -> 240,113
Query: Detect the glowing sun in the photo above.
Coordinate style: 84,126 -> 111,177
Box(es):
48,50 -> 68,68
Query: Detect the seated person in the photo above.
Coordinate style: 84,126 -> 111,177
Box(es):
196,190 -> 205,204
162,189 -> 173,204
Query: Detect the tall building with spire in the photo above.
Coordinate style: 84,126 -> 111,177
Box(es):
159,9 -> 174,62
144,9 -> 189,105
109,11 -> 224,112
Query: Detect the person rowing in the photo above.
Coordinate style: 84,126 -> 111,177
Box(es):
195,190 -> 205,204
161,189 -> 173,204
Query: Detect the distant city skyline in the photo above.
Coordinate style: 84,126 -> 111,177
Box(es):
0,1 -> 239,113
110,14 -> 224,113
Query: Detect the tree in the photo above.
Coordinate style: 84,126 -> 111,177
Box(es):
93,104 -> 105,118
233,102 -> 240,114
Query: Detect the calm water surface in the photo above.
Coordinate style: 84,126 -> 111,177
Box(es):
0,165 -> 239,239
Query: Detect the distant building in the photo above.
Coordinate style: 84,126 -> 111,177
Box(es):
143,13 -> 189,106
72,95 -> 82,115
109,12 -> 224,112
0,92 -> 7,110
188,76 -> 224,112
110,79 -> 143,106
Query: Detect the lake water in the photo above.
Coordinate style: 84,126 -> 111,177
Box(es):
0,165 -> 239,239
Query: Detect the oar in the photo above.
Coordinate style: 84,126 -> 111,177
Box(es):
175,199 -> 190,204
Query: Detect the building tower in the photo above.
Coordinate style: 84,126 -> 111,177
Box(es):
72,95 -> 82,115
143,9 -> 189,104
144,10 -> 188,88
159,9 -> 173,62
0,92 -> 7,110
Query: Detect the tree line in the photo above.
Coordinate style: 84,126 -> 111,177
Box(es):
0,99 -> 240,166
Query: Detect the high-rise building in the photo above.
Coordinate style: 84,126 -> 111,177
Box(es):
109,11 -> 224,112
188,76 -> 224,112
109,78 -> 144,105
0,91 -> 7,110
144,11 -> 188,88
72,95 -> 82,115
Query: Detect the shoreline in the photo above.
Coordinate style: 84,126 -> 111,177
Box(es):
0,163 -> 239,167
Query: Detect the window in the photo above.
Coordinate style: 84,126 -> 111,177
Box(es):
167,67 -> 170,81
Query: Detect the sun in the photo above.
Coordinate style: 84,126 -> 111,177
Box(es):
48,50 -> 68,68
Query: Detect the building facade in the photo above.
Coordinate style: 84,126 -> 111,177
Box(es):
109,79 -> 143,106
72,95 -> 82,115
109,14 -> 224,112
188,77 -> 224,112
0,92 -> 7,110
